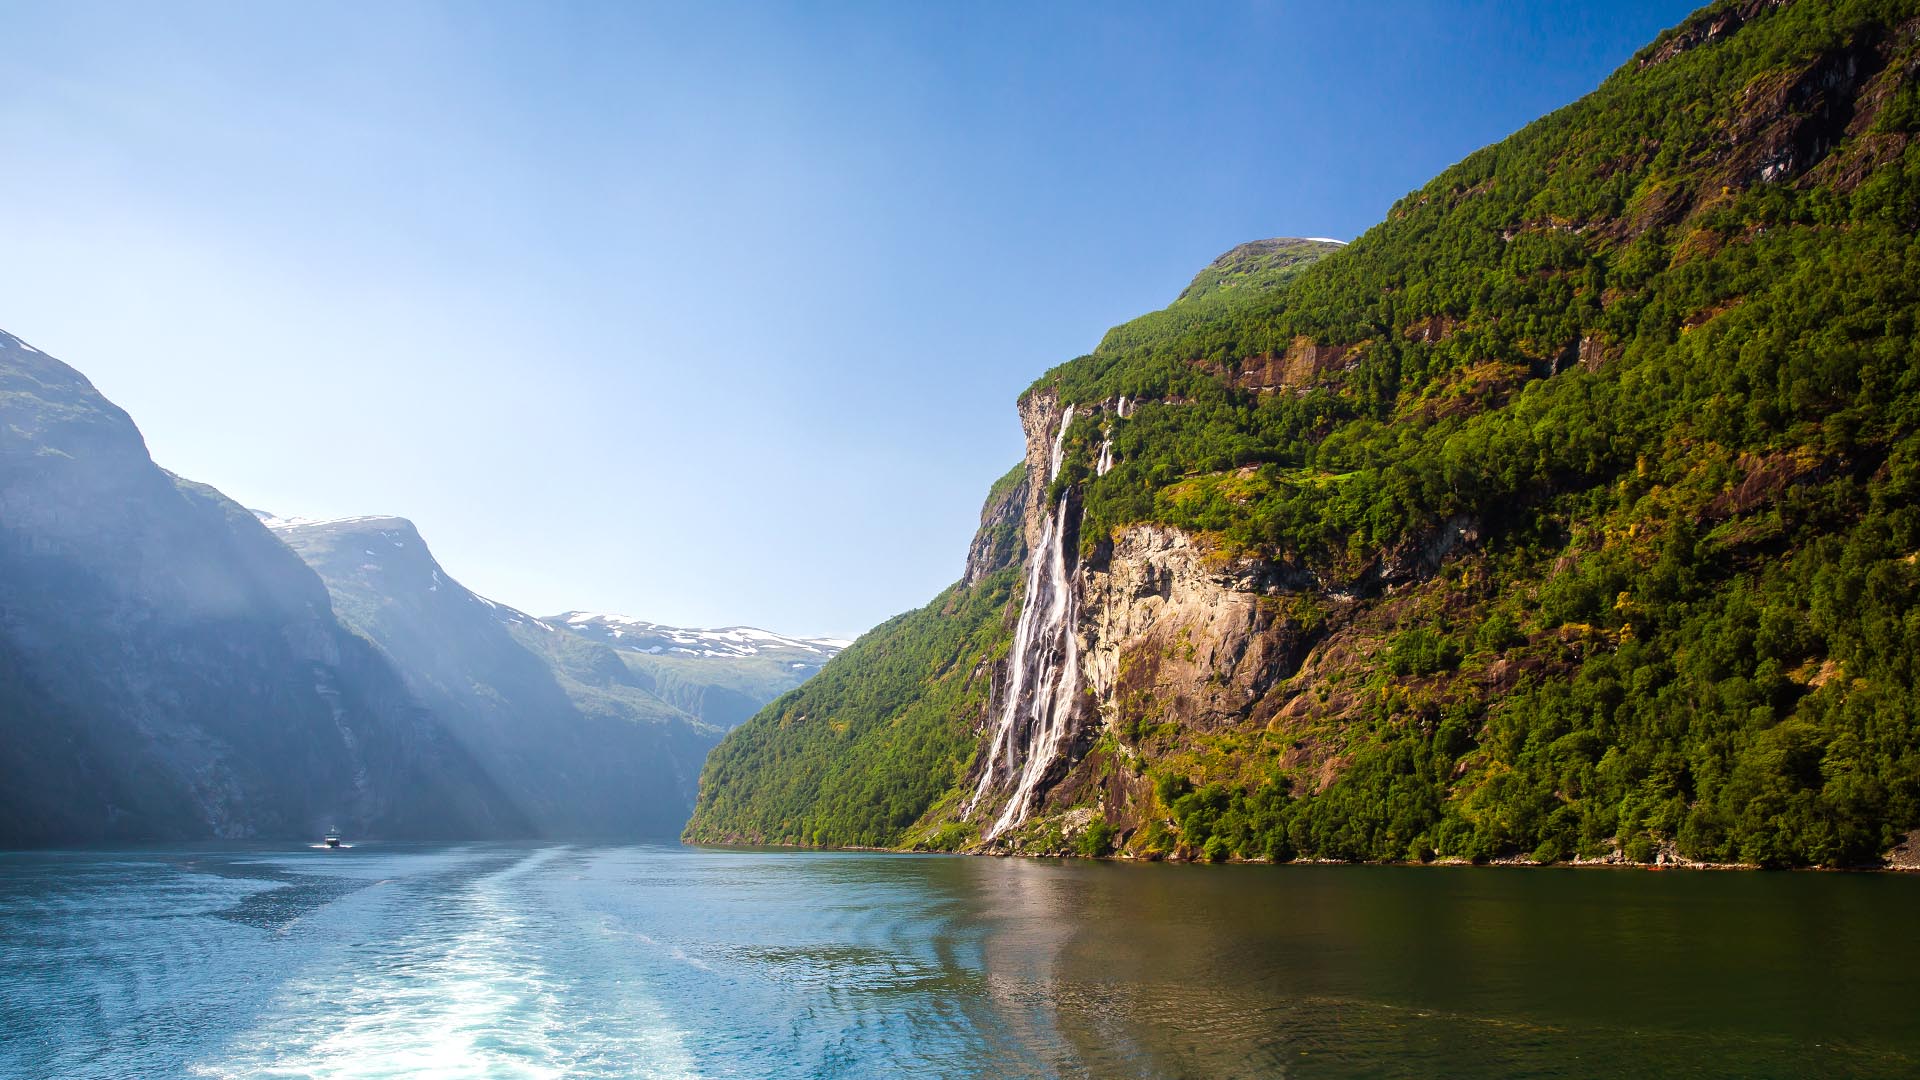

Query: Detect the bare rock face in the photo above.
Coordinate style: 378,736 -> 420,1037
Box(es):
958,403 -> 1480,849
960,471 -> 1028,588
962,397 -> 1334,847
1082,527 -> 1309,736
1637,0 -> 1787,71
1014,387 -> 1069,550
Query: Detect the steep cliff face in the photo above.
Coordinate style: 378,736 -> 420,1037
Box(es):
960,463 -> 1029,588
933,398 -> 1330,852
946,404 -> 1483,855
0,331 -> 521,844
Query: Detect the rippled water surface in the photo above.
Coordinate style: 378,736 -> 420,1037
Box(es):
3,844 -> 1918,1078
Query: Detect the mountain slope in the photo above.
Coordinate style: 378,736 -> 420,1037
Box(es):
689,0 -> 1920,868
549,613 -> 849,728
268,515 -> 727,836
266,516 -> 846,834
687,470 -> 1029,847
0,331 -> 522,844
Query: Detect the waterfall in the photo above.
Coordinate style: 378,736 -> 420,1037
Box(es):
964,405 -> 1083,839
1095,396 -> 1123,476
1048,404 -> 1074,479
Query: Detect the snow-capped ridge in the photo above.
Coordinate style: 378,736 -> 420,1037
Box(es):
253,510 -> 408,532
0,329 -> 45,355
254,511 -> 848,659
553,611 -> 852,659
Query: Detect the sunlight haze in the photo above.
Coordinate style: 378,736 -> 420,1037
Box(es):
0,0 -> 1693,635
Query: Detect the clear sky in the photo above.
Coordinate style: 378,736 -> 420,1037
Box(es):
0,0 -> 1698,638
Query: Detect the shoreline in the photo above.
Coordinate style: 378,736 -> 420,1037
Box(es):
682,834 -> 1920,872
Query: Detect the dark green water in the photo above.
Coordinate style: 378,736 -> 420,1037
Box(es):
1,844 -> 1915,1078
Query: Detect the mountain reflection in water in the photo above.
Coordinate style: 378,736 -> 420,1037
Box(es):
2,843 -> 1916,1079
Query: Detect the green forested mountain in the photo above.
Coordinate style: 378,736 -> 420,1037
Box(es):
688,0 -> 1920,868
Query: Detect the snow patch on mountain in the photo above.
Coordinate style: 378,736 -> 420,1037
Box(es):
254,510 -> 399,531
553,611 -> 852,659
256,510 -> 849,660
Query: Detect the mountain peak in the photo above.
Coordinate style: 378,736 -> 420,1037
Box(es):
1176,237 -> 1346,303
254,510 -> 417,536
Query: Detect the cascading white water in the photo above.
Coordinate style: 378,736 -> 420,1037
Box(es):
1095,395 -> 1128,476
965,405 -> 1083,838
1048,403 -> 1074,478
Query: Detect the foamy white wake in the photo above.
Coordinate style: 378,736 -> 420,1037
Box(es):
192,850 -> 699,1080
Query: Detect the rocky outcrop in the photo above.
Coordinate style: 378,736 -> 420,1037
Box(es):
960,468 -> 1029,587
1013,387 -> 1070,547
1083,527 -> 1314,736
1637,0 -> 1788,70
957,385 -> 1478,852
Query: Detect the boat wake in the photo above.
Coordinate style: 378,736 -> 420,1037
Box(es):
191,848 -> 700,1080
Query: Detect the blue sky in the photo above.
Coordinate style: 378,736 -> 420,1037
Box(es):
0,0 -> 1698,637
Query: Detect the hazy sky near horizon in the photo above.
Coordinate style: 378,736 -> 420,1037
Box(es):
0,0 -> 1696,637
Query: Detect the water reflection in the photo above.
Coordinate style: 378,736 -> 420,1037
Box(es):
1,846 -> 1916,1079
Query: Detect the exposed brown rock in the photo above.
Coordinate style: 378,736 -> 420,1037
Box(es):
1578,333 -> 1621,372
1201,337 -> 1362,394
1637,0 -> 1790,71
1886,829 -> 1920,870
1082,526 -> 1317,737
1726,32 -> 1884,188
1404,315 -> 1458,345
960,471 -> 1029,587
1704,450 -> 1824,519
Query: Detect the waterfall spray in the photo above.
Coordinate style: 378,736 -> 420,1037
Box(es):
964,405 -> 1084,838
1096,395 -> 1125,476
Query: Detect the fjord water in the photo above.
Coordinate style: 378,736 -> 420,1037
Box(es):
3,845 -> 1916,1079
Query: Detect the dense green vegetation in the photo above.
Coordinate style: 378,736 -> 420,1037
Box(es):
684,568 -> 1019,846
1068,0 -> 1920,868
694,0 -> 1920,868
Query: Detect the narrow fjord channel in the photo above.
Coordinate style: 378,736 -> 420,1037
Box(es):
4,844 -> 1916,1079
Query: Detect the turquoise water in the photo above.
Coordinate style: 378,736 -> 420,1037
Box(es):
2,844 -> 1917,1078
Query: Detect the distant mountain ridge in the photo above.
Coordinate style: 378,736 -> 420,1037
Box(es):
0,330 -> 522,844
0,322 -> 840,846
254,514 -> 852,664
262,512 -> 722,835
550,611 -> 850,664
259,512 -> 842,833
